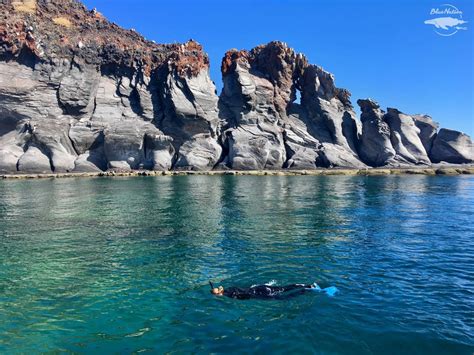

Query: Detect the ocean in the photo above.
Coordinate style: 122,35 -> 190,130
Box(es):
0,175 -> 473,353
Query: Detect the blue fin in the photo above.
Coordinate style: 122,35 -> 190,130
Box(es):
322,286 -> 338,297
309,284 -> 338,297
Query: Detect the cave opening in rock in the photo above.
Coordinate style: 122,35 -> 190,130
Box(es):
294,87 -> 301,104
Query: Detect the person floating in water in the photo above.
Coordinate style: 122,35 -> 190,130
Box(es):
209,281 -> 319,300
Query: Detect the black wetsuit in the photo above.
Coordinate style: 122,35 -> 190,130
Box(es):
223,284 -> 314,300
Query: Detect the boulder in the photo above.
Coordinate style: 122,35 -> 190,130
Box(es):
27,119 -> 77,172
431,129 -> 474,164
0,145 -> 23,173
144,134 -> 175,171
17,146 -> 52,173
174,135 -> 223,171
385,108 -> 430,165
0,119 -> 26,173
73,151 -> 106,172
69,122 -> 105,154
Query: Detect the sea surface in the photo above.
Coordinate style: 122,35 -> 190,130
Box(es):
0,175 -> 473,354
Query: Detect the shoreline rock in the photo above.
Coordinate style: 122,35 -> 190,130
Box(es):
2,165 -> 473,180
1,1 -> 472,174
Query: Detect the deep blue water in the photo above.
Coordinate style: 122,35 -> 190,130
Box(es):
0,175 -> 473,354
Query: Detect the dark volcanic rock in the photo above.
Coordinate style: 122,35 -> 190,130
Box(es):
357,99 -> 396,167
160,61 -> 222,170
0,0 -> 219,172
357,101 -> 441,167
384,108 -> 430,165
219,41 -> 365,170
0,1 -> 472,172
413,114 -> 439,156
218,45 -> 289,170
431,129 -> 474,164
297,65 -> 363,168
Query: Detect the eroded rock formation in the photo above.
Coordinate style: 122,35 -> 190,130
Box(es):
0,0 -> 472,173
219,43 -> 365,170
431,129 -> 474,164
0,0 -> 220,173
356,99 -> 473,167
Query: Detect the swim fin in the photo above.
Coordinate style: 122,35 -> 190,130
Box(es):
310,283 -> 338,297
322,286 -> 338,297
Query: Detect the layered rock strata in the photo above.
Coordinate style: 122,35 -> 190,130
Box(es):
0,0 -> 472,173
219,43 -> 365,170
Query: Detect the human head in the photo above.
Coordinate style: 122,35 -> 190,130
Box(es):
211,286 -> 224,296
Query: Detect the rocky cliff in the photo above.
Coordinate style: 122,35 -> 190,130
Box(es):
1,0 -> 472,173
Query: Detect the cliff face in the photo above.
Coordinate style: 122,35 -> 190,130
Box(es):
0,0 -> 220,173
219,43 -> 364,170
0,0 -> 472,173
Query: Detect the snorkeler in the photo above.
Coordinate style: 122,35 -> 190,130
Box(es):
209,281 -> 318,300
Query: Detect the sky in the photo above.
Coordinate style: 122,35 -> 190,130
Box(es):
82,0 -> 473,136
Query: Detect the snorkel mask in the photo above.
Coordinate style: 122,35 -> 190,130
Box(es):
209,281 -> 224,295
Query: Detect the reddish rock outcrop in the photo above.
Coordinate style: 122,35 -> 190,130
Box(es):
0,1 -> 472,173
0,0 -> 221,173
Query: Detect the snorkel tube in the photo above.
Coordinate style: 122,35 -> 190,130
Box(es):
209,281 -> 215,290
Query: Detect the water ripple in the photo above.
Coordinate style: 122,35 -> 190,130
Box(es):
0,176 -> 473,353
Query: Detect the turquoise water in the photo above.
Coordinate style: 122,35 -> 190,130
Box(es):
0,175 -> 473,354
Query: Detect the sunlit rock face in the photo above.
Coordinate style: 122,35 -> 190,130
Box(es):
430,129 -> 474,164
0,1 -> 472,173
0,0 -> 220,172
413,114 -> 439,156
218,41 -> 365,170
356,99 -> 396,167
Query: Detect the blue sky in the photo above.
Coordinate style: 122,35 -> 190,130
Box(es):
83,0 -> 473,136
